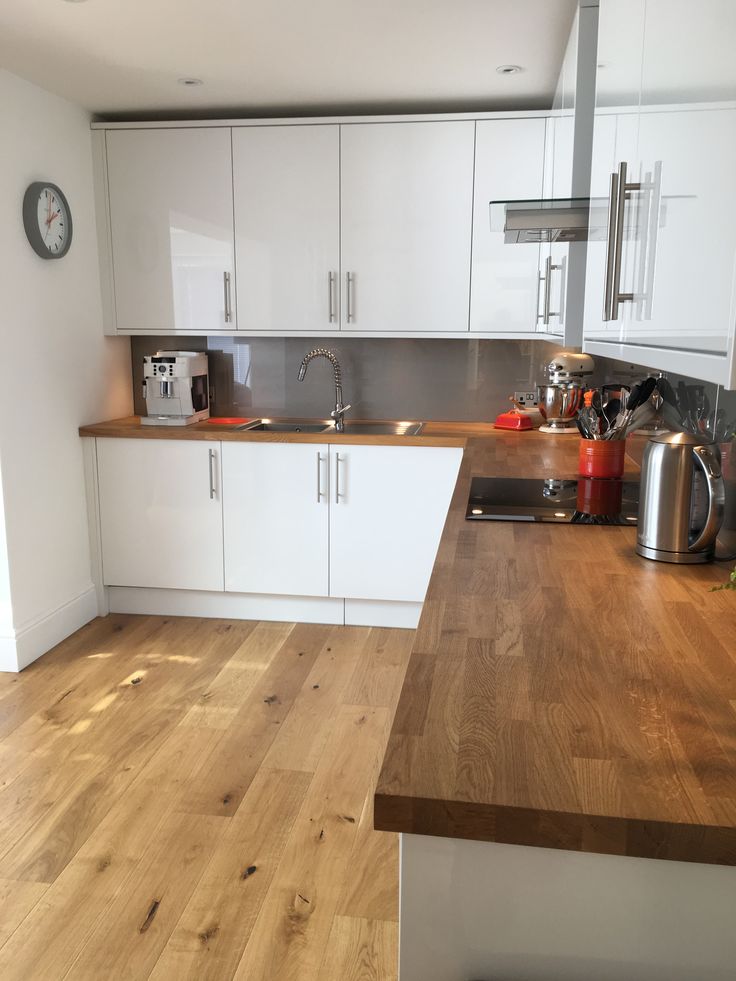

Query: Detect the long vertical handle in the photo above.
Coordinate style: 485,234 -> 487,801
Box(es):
603,169 -> 620,322
335,453 -> 343,503
208,448 -> 217,500
537,255 -> 560,326
346,272 -> 355,323
328,272 -> 336,323
223,271 -> 232,323
316,452 -> 325,502
689,445 -> 725,553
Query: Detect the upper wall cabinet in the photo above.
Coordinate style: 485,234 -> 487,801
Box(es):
104,128 -> 236,333
340,121 -> 475,333
469,118 -> 546,335
584,0 -> 736,388
232,125 -> 340,332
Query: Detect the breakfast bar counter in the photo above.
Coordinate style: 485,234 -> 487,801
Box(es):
373,431 -> 736,981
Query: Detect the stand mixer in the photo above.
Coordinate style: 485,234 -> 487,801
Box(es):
538,352 -> 595,434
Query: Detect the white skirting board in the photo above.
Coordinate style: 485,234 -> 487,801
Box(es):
106,587 -> 421,629
399,832 -> 736,981
0,585 -> 98,673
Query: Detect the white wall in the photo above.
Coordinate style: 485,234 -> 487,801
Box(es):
0,69 -> 132,671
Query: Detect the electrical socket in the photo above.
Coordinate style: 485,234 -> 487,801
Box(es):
513,391 -> 538,407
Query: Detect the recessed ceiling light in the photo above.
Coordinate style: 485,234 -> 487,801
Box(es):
496,65 -> 523,75
62,0 -> 89,4
178,77 -> 203,87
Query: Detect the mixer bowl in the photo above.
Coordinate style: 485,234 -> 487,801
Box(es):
538,384 -> 585,429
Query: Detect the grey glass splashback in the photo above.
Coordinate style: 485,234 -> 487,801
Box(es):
132,336 -> 566,422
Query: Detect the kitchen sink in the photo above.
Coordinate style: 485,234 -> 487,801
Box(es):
338,422 -> 424,436
237,419 -> 424,436
238,420 -> 331,433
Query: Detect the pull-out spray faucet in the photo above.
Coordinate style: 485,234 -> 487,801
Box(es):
297,348 -> 351,432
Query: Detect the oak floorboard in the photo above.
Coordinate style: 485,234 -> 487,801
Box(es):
0,614 -> 404,980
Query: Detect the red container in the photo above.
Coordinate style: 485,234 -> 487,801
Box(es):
578,438 -> 625,479
576,476 -> 623,516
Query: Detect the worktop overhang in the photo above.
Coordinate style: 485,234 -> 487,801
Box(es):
373,433 -> 736,867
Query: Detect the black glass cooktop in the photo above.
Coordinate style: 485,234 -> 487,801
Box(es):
466,477 -> 639,525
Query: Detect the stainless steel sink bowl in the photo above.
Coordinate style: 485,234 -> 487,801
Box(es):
236,419 -> 424,436
238,420 -> 332,433
337,422 -> 424,436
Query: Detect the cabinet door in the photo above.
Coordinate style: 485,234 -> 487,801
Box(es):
623,0 -> 736,358
329,445 -> 462,602
232,126 -> 340,332
340,122 -> 474,333
106,128 -> 236,333
97,438 -> 224,590
470,118 -> 545,334
222,442 -> 329,597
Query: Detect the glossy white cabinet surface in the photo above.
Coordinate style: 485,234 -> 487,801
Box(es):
585,0 -> 736,385
340,121 -> 475,333
222,442 -> 329,597
96,438 -> 224,591
470,118 -> 545,334
106,128 -> 236,333
329,445 -> 462,602
232,125 -> 340,333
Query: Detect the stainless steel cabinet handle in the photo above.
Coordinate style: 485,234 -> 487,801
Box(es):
208,448 -> 216,499
328,272 -> 336,323
603,161 -> 641,321
537,255 -> 560,326
317,452 -> 326,502
346,272 -> 355,323
335,453 -> 344,503
223,271 -> 232,323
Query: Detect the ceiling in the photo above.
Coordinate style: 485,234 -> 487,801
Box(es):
0,0 -> 577,119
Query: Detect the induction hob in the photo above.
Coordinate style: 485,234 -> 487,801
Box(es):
466,477 -> 639,525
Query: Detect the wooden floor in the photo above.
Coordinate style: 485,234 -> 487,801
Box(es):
0,614 -> 414,980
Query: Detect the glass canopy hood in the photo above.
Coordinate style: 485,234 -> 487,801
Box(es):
490,197 -> 607,244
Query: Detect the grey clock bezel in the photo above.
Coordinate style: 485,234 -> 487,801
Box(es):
22,181 -> 73,259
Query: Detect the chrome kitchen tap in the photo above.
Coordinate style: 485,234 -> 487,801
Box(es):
297,348 -> 351,432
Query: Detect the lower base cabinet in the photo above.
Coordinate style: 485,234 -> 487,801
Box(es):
94,438 -> 462,607
222,442 -> 330,597
329,445 -> 462,602
96,438 -> 225,591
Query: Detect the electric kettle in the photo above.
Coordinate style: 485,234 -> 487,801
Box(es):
636,432 -> 725,563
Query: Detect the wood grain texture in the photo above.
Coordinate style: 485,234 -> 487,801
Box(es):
0,614 -> 411,980
78,415 -> 492,447
375,432 -> 736,866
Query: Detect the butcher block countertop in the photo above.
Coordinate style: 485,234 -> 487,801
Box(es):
79,415 -> 494,447
374,433 -> 736,866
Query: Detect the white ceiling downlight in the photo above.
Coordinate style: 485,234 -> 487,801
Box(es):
496,64 -> 523,75
177,77 -> 203,87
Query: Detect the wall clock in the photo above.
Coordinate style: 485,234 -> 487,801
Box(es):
22,182 -> 73,259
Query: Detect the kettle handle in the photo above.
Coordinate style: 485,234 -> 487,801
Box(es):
689,445 -> 725,553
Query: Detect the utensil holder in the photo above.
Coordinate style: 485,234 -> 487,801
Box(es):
579,438 -> 625,479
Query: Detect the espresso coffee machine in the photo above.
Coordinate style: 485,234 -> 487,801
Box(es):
142,351 -> 210,426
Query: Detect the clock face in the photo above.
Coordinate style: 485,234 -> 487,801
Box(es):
23,181 -> 73,259
36,186 -> 68,255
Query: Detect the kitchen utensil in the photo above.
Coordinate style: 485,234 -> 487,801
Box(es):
602,397 -> 621,433
606,377 -> 657,439
636,432 -> 725,563
578,390 -> 601,439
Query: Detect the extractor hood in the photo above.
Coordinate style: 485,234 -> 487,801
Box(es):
490,197 -> 603,244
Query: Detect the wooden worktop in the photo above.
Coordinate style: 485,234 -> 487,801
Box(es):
79,415 -> 495,447
374,432 -> 736,866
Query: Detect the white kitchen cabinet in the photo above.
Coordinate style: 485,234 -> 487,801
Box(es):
470,118 -> 546,334
584,0 -> 736,387
105,128 -> 236,333
340,121 -> 475,333
96,438 -> 224,591
222,442 -> 329,597
329,445 -> 462,602
232,125 -> 340,333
